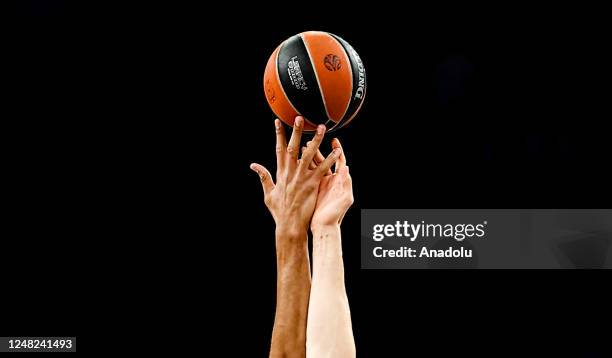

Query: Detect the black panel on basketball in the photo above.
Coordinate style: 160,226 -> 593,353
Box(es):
277,35 -> 328,125
329,33 -> 366,129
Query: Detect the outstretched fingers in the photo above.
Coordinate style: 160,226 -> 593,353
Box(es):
286,116 -> 304,165
302,146 -> 317,170
331,138 -> 347,173
274,119 -> 287,174
304,141 -> 333,175
299,124 -> 326,173
317,147 -> 342,176
250,163 -> 274,196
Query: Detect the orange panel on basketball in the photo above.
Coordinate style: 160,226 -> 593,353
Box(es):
300,32 -> 352,124
263,45 -> 318,131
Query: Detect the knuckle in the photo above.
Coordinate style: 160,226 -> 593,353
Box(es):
286,185 -> 296,196
264,195 -> 272,206
305,179 -> 317,189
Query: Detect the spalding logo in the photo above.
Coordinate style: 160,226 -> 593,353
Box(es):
324,54 -> 341,71
348,46 -> 365,100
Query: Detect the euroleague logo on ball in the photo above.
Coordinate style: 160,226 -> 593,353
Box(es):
324,54 -> 341,71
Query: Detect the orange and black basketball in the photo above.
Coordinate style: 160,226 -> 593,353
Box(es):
264,31 -> 366,132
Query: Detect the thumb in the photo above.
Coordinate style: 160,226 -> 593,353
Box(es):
340,166 -> 352,185
250,163 -> 274,195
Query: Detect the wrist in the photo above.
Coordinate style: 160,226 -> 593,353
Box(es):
310,222 -> 340,235
311,224 -> 341,248
275,227 -> 309,266
275,224 -> 308,239
275,224 -> 308,257
311,224 -> 342,260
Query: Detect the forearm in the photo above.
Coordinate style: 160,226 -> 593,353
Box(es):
307,224 -> 355,358
270,227 -> 311,358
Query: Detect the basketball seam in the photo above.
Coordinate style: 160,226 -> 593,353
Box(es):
299,33 -> 331,125
275,41 -> 318,129
326,32 -> 353,131
275,42 -> 300,116
324,119 -> 337,132
342,89 -> 366,127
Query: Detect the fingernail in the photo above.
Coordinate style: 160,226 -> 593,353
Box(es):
275,119 -> 281,129
333,148 -> 342,155
317,125 -> 325,135
250,163 -> 257,171
295,117 -> 303,127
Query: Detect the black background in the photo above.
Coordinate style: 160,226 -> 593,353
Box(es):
4,1 -> 610,356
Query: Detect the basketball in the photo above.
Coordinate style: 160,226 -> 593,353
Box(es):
264,31 -> 366,132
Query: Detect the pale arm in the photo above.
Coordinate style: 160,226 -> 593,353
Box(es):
307,224 -> 355,357
306,138 -> 356,357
